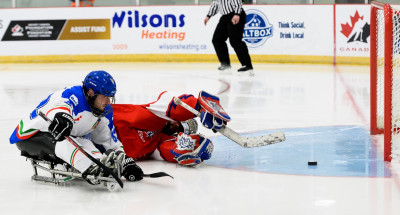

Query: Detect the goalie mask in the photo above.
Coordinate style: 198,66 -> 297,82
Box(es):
83,70 -> 117,117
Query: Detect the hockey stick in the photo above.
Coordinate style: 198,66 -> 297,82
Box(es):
143,172 -> 174,179
173,97 -> 286,148
38,111 -> 124,189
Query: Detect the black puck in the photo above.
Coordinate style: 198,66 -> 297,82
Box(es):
308,161 -> 318,165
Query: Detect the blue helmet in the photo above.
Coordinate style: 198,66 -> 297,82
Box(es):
83,70 -> 116,97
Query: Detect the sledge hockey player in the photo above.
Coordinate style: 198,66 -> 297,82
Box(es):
113,91 -> 231,166
9,70 -> 144,187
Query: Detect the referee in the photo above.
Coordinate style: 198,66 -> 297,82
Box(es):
70,0 -> 95,7
205,0 -> 253,74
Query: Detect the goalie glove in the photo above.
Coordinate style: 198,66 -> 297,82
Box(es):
198,91 -> 230,130
171,133 -> 214,166
181,118 -> 198,134
162,119 -> 198,136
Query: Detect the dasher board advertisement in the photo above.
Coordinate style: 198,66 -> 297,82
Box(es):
0,5 -> 368,58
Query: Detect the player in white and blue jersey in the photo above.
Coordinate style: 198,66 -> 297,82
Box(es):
9,70 -> 143,185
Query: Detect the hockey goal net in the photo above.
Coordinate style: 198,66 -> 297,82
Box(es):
370,1 -> 400,162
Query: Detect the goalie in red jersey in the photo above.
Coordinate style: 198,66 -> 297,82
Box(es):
113,91 -> 230,166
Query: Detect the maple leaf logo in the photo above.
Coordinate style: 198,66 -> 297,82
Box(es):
340,10 -> 370,43
341,10 -> 363,38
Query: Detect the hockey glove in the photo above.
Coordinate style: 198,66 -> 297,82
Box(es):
48,112 -> 74,141
122,157 -> 143,182
82,152 -> 117,185
114,151 -> 126,164
181,118 -> 198,134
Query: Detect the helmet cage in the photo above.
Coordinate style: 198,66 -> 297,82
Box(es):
86,93 -> 115,117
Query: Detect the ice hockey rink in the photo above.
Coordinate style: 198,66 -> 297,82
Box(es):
1,62 -> 399,215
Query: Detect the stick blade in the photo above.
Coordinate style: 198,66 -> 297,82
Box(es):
143,172 -> 174,179
243,131 -> 286,148
219,126 -> 285,148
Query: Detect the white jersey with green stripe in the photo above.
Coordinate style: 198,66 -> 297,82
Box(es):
9,85 -> 123,153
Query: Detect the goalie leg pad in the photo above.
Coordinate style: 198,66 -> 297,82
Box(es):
195,136 -> 213,161
170,132 -> 214,166
174,154 -> 202,166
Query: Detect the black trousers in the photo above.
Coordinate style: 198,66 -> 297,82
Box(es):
212,10 -> 252,67
16,132 -> 63,164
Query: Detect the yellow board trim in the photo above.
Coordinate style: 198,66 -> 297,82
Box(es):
0,54 -> 369,65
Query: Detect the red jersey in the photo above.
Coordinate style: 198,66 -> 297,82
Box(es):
113,92 -> 198,161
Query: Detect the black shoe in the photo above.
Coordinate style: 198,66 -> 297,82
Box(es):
237,65 -> 253,72
218,64 -> 231,71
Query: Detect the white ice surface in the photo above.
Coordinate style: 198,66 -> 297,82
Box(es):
0,63 -> 399,215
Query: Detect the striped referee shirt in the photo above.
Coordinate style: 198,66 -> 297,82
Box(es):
207,0 -> 243,17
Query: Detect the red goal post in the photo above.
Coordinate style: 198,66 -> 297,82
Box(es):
370,1 -> 400,162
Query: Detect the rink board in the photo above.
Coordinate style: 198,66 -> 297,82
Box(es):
0,5 -> 369,64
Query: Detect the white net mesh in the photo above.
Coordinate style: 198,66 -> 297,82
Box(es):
392,9 -> 400,161
374,4 -> 400,161
376,8 -> 385,130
